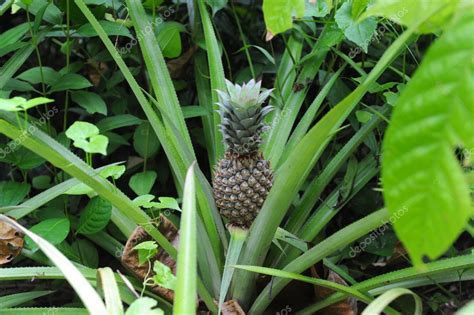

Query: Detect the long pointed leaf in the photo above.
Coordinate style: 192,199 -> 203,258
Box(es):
174,164 -> 198,314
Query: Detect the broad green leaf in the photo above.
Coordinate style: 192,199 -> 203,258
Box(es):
132,195 -> 181,211
0,181 -> 30,206
25,218 -> 70,251
156,22 -> 185,58
352,0 -> 370,19
17,66 -> 59,86
75,134 -> 108,155
335,2 -> 377,53
0,96 -> 54,111
76,20 -> 134,38
154,197 -> 180,211
132,194 -> 157,208
125,297 -> 164,315
66,121 -> 109,155
129,171 -> 157,195
0,145 -> 45,170
262,0 -> 305,38
152,260 -> 176,290
48,73 -> 92,93
77,196 -> 113,235
355,110 -> 373,123
16,0 -> 62,24
305,0 -> 330,17
99,165 -> 126,179
65,121 -> 99,141
381,6 -> 474,265
360,0 -> 460,34
133,122 -> 160,158
3,78 -> 35,91
133,240 -> 158,265
65,165 -> 125,195
71,91 -> 107,115
32,175 -> 52,189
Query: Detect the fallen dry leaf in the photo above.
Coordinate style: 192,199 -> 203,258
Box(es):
121,215 -> 179,302
0,217 -> 25,265
221,300 -> 246,315
166,46 -> 198,79
265,30 -> 274,41
85,59 -> 109,87
311,267 -> 357,315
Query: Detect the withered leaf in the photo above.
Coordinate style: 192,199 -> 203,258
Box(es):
0,218 -> 25,265
221,300 -> 246,315
121,215 -> 179,303
312,268 -> 357,315
166,46 -> 198,79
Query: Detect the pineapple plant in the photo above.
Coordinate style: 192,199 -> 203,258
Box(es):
212,79 -> 274,228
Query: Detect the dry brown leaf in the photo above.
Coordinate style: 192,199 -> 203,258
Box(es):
311,267 -> 357,315
0,217 -> 25,265
265,30 -> 274,41
85,59 -> 109,87
166,46 -> 198,79
221,300 -> 246,315
121,215 -> 179,302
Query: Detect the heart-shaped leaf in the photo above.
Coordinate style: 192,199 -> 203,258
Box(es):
129,171 -> 157,195
65,121 -> 109,155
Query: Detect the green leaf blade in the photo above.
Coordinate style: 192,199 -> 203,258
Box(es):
174,164 -> 197,314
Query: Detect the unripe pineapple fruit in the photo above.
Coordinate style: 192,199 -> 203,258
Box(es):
213,79 -> 274,228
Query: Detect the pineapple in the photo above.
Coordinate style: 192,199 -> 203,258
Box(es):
213,79 -> 274,228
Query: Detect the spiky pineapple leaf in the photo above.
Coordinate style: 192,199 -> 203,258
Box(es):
381,6 -> 474,266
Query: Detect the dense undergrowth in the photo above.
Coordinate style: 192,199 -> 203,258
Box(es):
0,0 -> 473,314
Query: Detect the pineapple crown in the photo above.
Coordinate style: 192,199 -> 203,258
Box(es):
216,79 -> 273,156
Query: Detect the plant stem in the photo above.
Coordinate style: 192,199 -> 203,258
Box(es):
230,2 -> 255,79
218,226 -> 248,314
